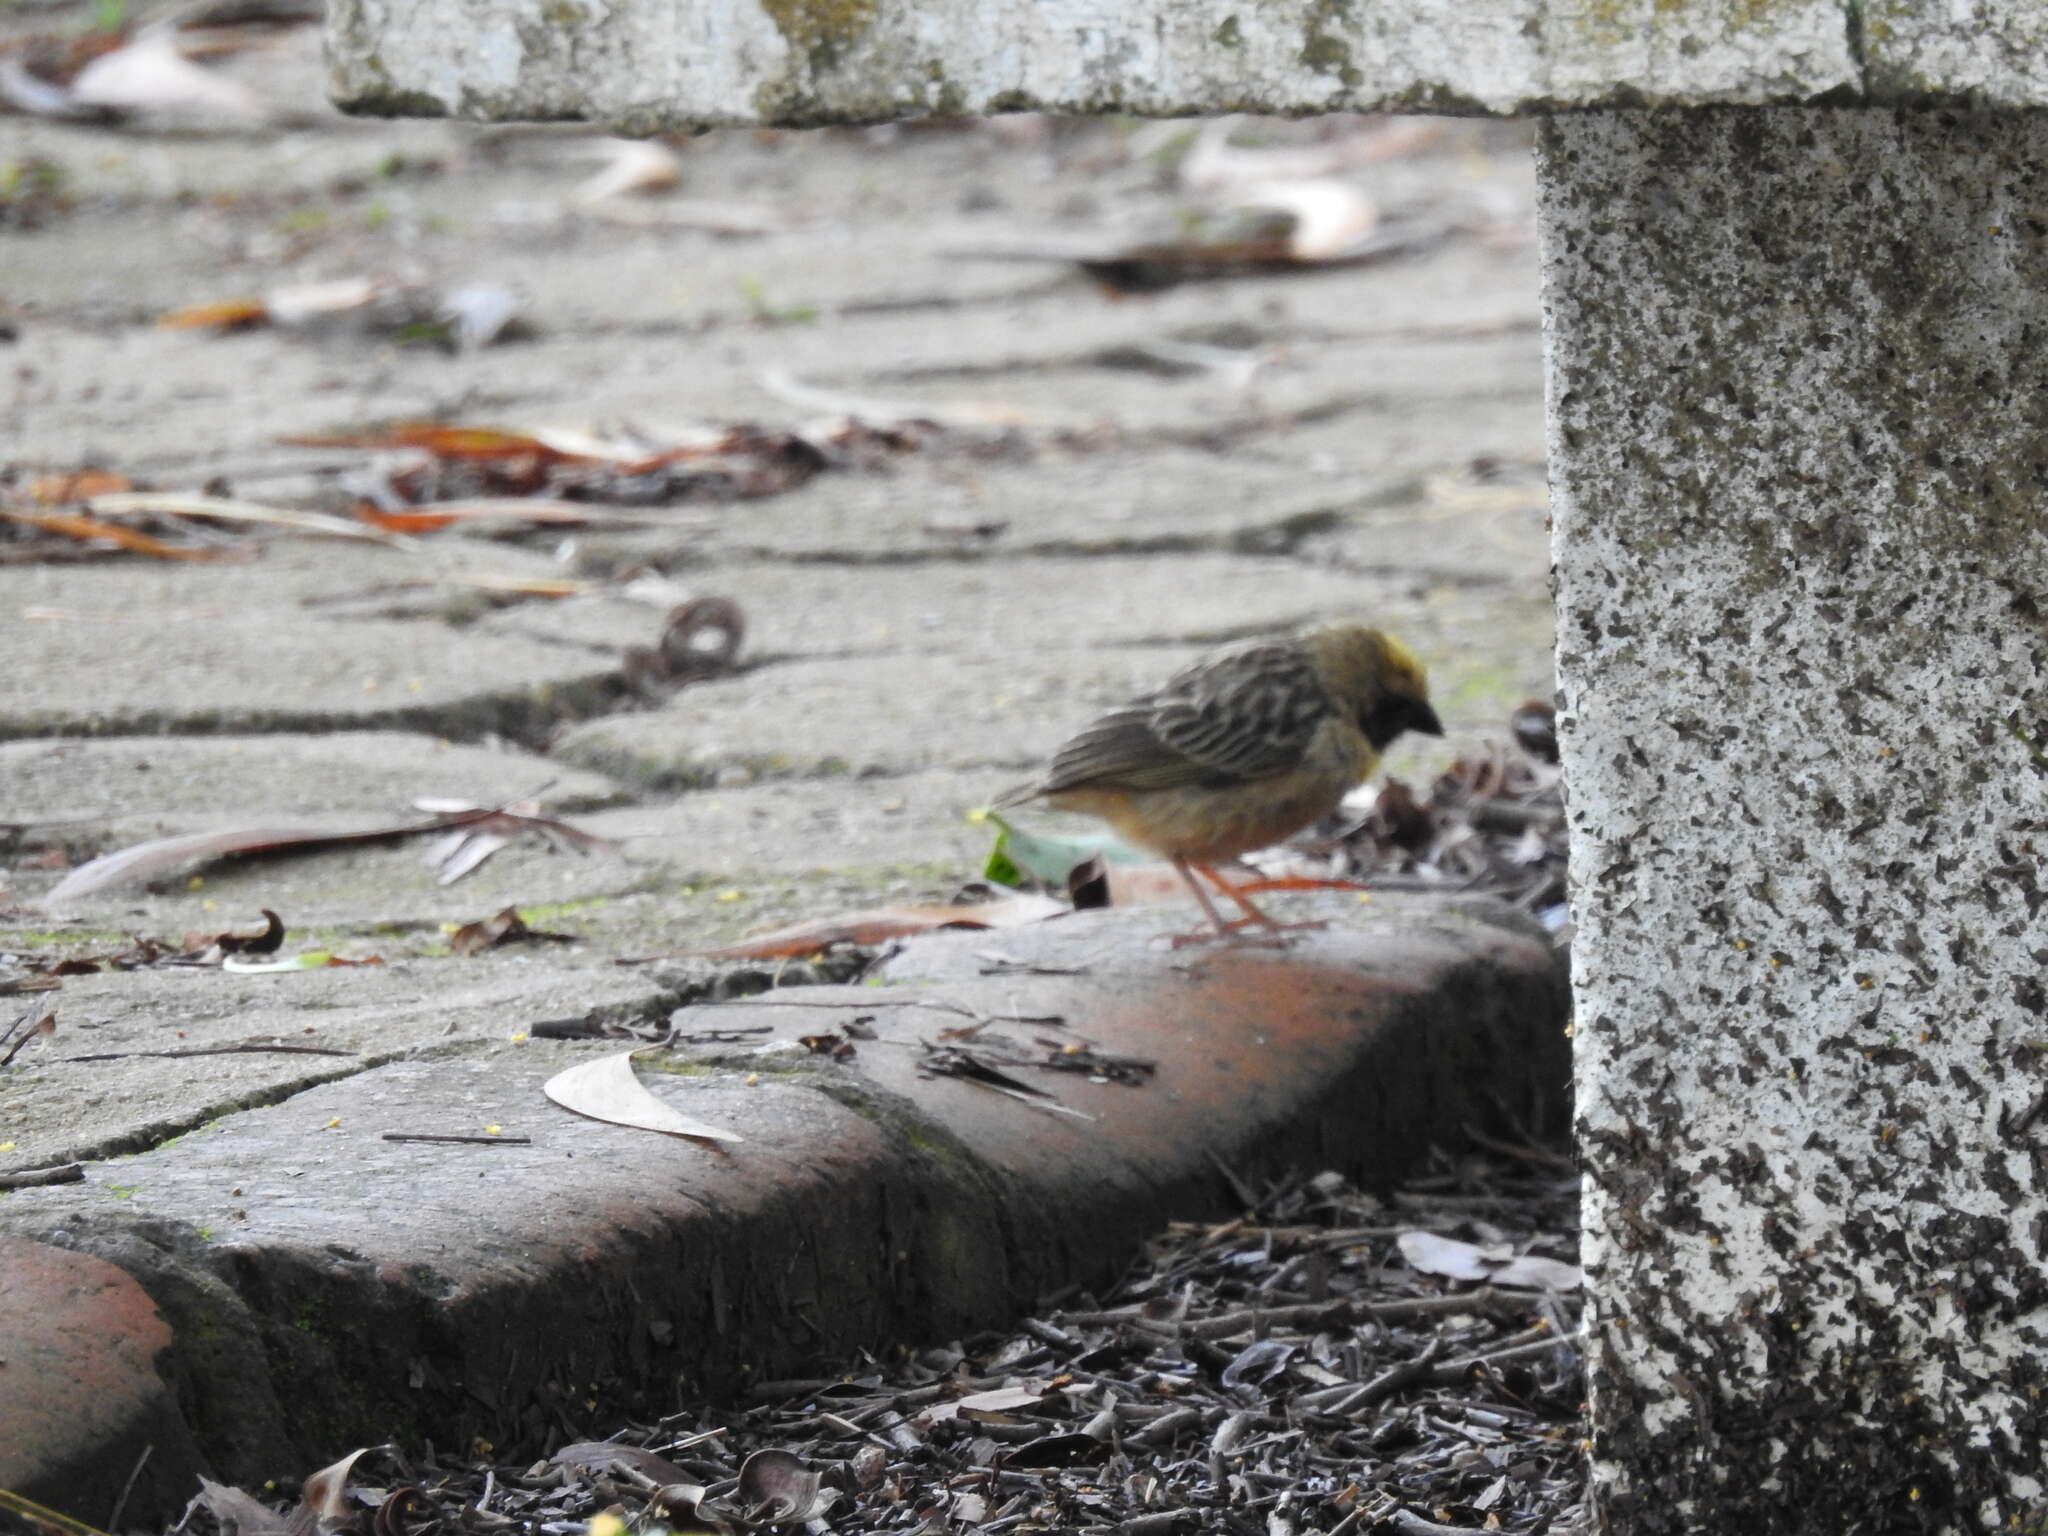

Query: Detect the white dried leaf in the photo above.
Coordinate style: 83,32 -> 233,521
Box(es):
575,137 -> 684,204
263,278 -> 382,327
1397,1230 -> 1581,1291
70,30 -> 272,122
543,1050 -> 742,1143
1227,178 -> 1379,262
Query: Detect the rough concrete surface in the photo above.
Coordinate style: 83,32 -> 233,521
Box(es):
1542,110 -> 2048,1533
326,0 -> 1863,127
0,898 -> 1568,1505
2,29 -> 1562,1520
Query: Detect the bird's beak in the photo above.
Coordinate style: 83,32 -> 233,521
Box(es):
1410,699 -> 1445,737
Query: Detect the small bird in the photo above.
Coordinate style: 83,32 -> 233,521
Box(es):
993,625 -> 1443,942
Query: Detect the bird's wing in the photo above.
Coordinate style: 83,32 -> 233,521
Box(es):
1038,643 -> 1334,794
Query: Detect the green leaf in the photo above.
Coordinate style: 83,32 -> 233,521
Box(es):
976,811 -> 1147,889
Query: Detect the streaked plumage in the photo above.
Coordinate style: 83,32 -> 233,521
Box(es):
994,625 -> 1443,940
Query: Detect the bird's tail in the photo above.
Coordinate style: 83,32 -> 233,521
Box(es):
986,780 -> 1043,811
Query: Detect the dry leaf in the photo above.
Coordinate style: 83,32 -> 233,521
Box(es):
68,29 -> 273,122
1219,1338 -> 1295,1392
697,893 -> 1066,959
0,55 -> 98,120
575,137 -> 685,205
347,497 -> 663,533
436,282 -> 523,351
159,297 -> 271,330
1227,178 -> 1379,261
84,491 -> 405,545
417,803 -> 617,884
27,469 -> 133,504
264,276 -> 383,326
552,1439 -> 697,1486
191,1478 -> 293,1536
0,506 -> 225,561
914,1384 -> 1044,1426
300,1445 -> 376,1520
450,906 -> 573,955
1397,1231 -> 1582,1291
185,908 -> 285,957
732,1448 -> 837,1524
543,1050 -> 742,1143
221,950 -> 382,973
47,806 -> 610,902
285,422 -> 572,460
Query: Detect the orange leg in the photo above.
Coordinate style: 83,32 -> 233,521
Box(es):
1168,860 -> 1327,947
1169,857 -> 1244,941
1179,868 -> 1335,950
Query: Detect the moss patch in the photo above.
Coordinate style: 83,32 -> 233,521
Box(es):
759,0 -> 879,74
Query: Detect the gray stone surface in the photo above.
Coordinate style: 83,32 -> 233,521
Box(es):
479,554 -> 1433,661
0,897 -> 1569,1502
328,0 -> 1864,127
0,547 -> 632,744
2,733 -> 630,824
555,605 -> 1538,792
0,954 -> 670,1176
1541,109 -> 2048,1532
580,766 -> 1020,876
553,648 -> 1203,786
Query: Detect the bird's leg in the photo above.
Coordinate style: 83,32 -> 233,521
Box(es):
1167,859 -> 1294,948
1169,857 -> 1243,940
1198,864 -> 1331,938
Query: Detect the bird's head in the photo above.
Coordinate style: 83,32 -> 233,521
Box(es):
1305,625 -> 1445,752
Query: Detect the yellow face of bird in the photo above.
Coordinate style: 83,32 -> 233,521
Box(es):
1304,625 -> 1445,752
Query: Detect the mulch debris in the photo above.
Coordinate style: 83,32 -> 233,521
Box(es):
174,1153 -> 1586,1535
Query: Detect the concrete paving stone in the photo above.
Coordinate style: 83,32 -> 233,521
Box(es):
7,771 -> 1016,935
1242,397 -> 1546,497
0,954 -> 671,1177
0,1238 -> 207,1527
552,647 -> 1205,789
578,766 -> 1020,879
475,552 -> 1457,664
9,803 -> 661,924
0,731 -> 630,828
573,449 -> 1392,572
8,268 -> 1538,491
9,105 -> 1536,476
550,582 -> 1549,793
893,328 -> 1545,443
1301,468 -> 1551,590
0,893 -> 1567,1510
0,544 -> 634,743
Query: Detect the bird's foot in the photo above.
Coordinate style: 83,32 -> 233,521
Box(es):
1166,917 -> 1326,950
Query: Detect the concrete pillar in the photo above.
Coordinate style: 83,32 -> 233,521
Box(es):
1540,110 -> 2048,1532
